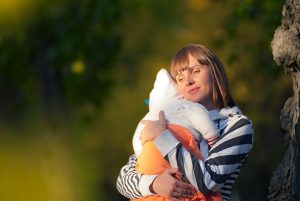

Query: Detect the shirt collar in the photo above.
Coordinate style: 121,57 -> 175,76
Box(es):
209,106 -> 242,121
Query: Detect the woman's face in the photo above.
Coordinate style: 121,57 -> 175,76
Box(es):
175,54 -> 215,109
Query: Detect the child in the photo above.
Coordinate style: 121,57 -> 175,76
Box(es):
132,69 -> 222,201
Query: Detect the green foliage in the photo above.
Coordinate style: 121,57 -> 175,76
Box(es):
107,1 -> 289,200
0,0 -> 121,120
223,0 -> 284,76
0,0 -> 291,201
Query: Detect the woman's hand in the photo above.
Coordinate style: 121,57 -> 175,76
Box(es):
150,168 -> 197,200
140,111 -> 167,144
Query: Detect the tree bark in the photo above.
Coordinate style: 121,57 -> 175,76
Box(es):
268,0 -> 300,200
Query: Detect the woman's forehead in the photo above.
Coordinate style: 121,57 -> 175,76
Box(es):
171,52 -> 208,77
174,64 -> 189,76
173,55 -> 191,69
175,64 -> 205,75
173,55 -> 201,70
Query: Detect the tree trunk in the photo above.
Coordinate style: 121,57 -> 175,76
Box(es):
268,0 -> 300,200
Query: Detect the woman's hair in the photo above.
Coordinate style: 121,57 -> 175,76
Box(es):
170,44 -> 235,108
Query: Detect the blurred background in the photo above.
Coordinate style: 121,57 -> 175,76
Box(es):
0,0 -> 290,200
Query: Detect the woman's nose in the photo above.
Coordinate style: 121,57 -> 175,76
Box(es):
185,73 -> 194,86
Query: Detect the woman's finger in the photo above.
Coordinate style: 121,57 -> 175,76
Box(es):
171,187 -> 194,199
171,186 -> 194,199
169,197 -> 181,201
170,190 -> 181,198
166,168 -> 180,175
158,111 -> 166,121
140,120 -> 150,125
175,179 -> 197,192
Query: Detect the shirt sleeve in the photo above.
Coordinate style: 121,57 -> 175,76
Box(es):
153,129 -> 180,156
160,115 -> 254,194
116,154 -> 157,198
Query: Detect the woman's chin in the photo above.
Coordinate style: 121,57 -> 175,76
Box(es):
185,96 -> 201,103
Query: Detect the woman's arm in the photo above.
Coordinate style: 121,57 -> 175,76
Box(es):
116,112 -> 253,199
117,112 -> 198,199
116,154 -> 197,199
116,154 -> 157,199
154,115 -> 254,194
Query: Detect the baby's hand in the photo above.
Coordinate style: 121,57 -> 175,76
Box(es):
140,111 -> 167,144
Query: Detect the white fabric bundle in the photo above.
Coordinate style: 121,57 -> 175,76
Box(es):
132,69 -> 218,156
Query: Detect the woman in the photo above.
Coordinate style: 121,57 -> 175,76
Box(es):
116,44 -> 254,201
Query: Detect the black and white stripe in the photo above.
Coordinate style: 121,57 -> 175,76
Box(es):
220,162 -> 243,200
116,155 -> 143,199
116,114 -> 253,200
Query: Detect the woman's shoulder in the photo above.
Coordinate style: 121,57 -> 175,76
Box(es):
220,106 -> 251,120
219,106 -> 253,133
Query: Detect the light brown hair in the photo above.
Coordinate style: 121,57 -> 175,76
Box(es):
170,44 -> 235,108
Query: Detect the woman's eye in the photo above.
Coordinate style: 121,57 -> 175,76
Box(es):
177,77 -> 184,82
192,69 -> 200,74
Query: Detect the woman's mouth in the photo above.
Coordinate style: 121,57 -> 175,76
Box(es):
188,87 -> 200,95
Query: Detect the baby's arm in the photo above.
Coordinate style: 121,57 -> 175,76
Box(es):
181,101 -> 220,147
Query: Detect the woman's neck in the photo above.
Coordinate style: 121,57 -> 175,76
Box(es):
208,107 -> 220,111
202,102 -> 218,111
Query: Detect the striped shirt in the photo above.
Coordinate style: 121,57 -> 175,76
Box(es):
116,107 -> 254,201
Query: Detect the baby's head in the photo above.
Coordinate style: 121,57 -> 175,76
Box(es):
148,69 -> 181,112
